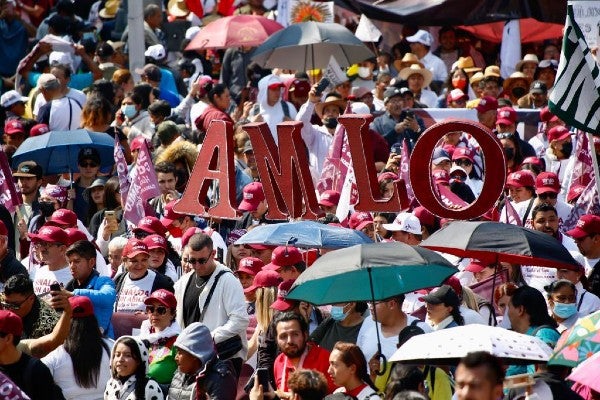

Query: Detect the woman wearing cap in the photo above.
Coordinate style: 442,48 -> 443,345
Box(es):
42,296 -> 112,400
137,289 -> 181,387
328,342 -> 380,400
143,235 -> 179,282
84,177 -> 106,227
421,285 -> 464,330
105,336 -> 165,399
246,270 -> 282,360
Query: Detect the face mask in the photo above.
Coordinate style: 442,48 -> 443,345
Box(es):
561,142 -> 573,158
39,201 -> 55,217
82,32 -> 95,41
168,226 -> 183,238
330,305 -> 347,321
452,77 -> 467,90
358,67 -> 372,79
279,73 -> 294,81
324,118 -> 338,129
511,87 -> 527,98
121,104 -> 137,119
553,302 -> 577,319
499,308 -> 512,329
504,148 -> 515,160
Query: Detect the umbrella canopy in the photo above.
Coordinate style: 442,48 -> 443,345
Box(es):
548,310 -> 600,367
420,221 -> 581,271
185,15 -> 284,50
568,352 -> 600,393
285,242 -> 457,305
458,18 -> 563,43
234,220 -> 373,249
251,21 -> 374,70
390,325 -> 553,365
12,129 -> 115,174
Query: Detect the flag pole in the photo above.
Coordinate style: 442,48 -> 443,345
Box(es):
587,132 -> 600,197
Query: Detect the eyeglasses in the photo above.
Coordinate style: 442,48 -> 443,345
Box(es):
496,133 -> 514,139
538,192 -> 558,200
145,305 -> 168,315
455,159 -> 472,167
79,162 -> 99,168
183,256 -> 211,265
0,294 -> 32,311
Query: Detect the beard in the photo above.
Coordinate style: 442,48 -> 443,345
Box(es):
282,342 -> 306,359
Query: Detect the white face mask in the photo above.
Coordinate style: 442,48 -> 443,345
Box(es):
278,73 -> 294,81
358,67 -> 372,79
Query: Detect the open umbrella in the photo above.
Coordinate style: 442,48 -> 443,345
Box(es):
390,324 -> 553,365
458,19 -> 563,44
11,129 -> 115,175
185,15 -> 284,50
250,21 -> 374,70
234,220 -> 373,249
548,310 -> 600,367
568,352 -> 600,394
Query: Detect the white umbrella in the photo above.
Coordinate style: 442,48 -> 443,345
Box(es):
390,325 -> 552,365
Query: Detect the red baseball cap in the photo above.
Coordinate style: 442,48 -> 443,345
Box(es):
271,279 -> 297,311
65,228 -> 88,246
432,169 -> 450,185
161,200 -> 186,228
464,259 -> 487,274
475,96 -> 498,113
567,183 -> 585,203
446,88 -> 468,103
122,238 -> 150,258
377,171 -> 398,183
318,190 -> 340,207
0,310 -> 23,337
268,82 -> 285,90
547,126 -> 571,142
143,234 -> 168,251
264,246 -> 303,271
181,227 -> 203,248
506,171 -> 535,188
539,106 -> 559,123
4,120 -> 25,135
134,216 -> 167,236
348,212 -> 374,231
69,296 -> 95,318
243,269 -> 282,293
28,225 -> 68,245
29,123 -> 50,137
452,147 -> 474,162
144,289 -> 177,309
237,257 -> 264,276
238,182 -> 265,212
130,136 -> 152,151
566,214 -> 600,239
535,172 -> 560,195
496,107 -> 517,125
444,275 -> 463,298
46,208 -> 77,227
521,156 -> 543,169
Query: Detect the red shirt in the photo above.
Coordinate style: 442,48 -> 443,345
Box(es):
273,342 -> 337,394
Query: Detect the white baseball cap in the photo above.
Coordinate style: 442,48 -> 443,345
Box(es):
406,30 -> 433,47
0,90 -> 28,108
383,212 -> 422,234
144,44 -> 166,60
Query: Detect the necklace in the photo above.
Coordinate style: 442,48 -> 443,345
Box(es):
194,273 -> 209,290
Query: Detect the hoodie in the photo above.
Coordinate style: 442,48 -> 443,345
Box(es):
254,74 -> 297,145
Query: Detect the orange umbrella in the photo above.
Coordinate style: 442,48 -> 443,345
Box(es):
459,18 -> 563,43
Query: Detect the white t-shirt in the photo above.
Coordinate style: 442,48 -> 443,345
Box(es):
47,96 -> 83,131
33,88 -> 86,118
42,338 -> 113,400
33,265 -> 72,300
115,271 -> 156,312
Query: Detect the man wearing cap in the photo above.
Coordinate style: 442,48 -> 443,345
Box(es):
0,310 -> 65,399
517,80 -> 548,109
28,226 -> 71,298
371,87 -> 425,149
348,212 -> 375,239
382,212 -> 423,245
63,240 -> 116,337
567,215 -> 600,297
475,96 -> 498,130
286,78 -> 311,112
138,61 -> 181,108
544,126 -> 574,191
161,200 -> 196,251
174,232 -> 248,374
34,63 -> 88,116
3,119 -> 27,148
36,71 -> 83,131
113,238 -> 174,313
431,147 -> 452,172
13,161 -> 43,257
70,147 -> 101,223
318,190 -> 340,215
235,182 -> 273,229
264,246 -> 306,282
406,29 -> 448,91
242,140 -> 260,181
494,106 -> 537,159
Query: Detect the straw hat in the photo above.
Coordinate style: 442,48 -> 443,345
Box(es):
469,71 -> 484,85
502,71 -> 531,91
393,53 -> 424,72
399,64 -> 433,87
515,54 -> 540,72
483,65 -> 500,78
99,0 -> 119,19
315,95 -> 346,118
168,0 -> 189,17
454,56 -> 481,73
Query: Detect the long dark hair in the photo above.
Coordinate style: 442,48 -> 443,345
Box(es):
64,315 -> 110,388
511,285 -> 558,328
112,337 -> 148,399
333,342 -> 378,391
103,176 -> 121,210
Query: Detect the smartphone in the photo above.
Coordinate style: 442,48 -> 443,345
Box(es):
105,211 -> 118,232
50,282 -> 63,312
390,142 -> 402,155
256,367 -> 270,391
405,110 -> 414,119
315,77 -> 330,96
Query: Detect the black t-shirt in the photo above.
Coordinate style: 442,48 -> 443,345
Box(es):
183,272 -> 212,327
0,352 -> 64,400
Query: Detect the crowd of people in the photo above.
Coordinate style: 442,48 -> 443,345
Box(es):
0,0 -> 596,399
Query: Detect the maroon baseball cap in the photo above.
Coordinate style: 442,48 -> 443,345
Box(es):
535,172 -> 560,194
131,136 -> 153,151
289,79 -> 311,97
237,257 -> 264,276
567,183 -> 585,203
181,227 -> 203,248
29,123 -> 50,137
377,172 -> 398,183
46,208 -> 77,227
134,216 -> 167,236
271,279 -> 297,311
69,296 -> 95,318
452,147 -> 474,162
348,212 -> 374,231
432,169 -> 450,185
566,214 -> 600,239
521,156 -> 543,169
0,310 -> 22,337
161,200 -> 186,228
144,289 -> 177,309
464,259 -> 487,274
143,234 -> 168,251
539,107 -> 560,123
65,228 -> 88,246
28,225 -> 68,245
264,246 -> 303,271
496,107 -> 517,125
243,269 -> 282,293
547,126 -> 571,142
246,243 -> 274,251
238,182 -> 265,212
413,206 -> 436,230
318,190 -> 340,207
122,238 -> 150,258
475,96 -> 498,113
4,120 -> 25,135
506,171 -> 535,188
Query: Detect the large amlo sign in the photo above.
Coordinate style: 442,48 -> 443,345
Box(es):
173,115 -> 507,220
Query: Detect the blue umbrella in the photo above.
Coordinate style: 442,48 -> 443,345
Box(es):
234,220 -> 373,249
12,129 -> 115,175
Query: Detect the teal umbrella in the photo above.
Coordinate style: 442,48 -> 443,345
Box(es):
286,242 -> 457,305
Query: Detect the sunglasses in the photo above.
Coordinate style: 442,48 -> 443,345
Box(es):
145,305 -> 168,315
183,256 -> 211,265
538,192 -> 558,200
0,294 -> 32,311
80,162 -> 99,168
496,133 -> 513,139
455,159 -> 472,167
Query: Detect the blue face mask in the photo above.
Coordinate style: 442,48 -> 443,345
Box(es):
330,305 -> 347,321
553,302 -> 577,319
122,104 -> 137,119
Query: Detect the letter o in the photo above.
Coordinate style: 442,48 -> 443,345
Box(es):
409,120 -> 506,220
